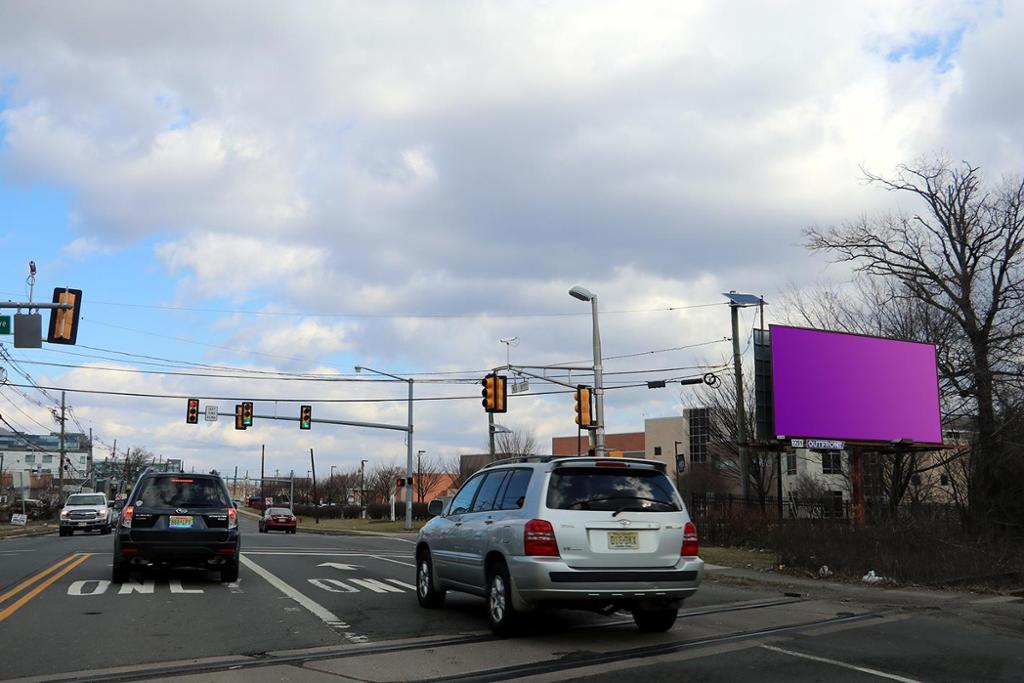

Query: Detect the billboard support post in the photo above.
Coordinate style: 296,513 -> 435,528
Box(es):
850,445 -> 866,529
730,303 -> 750,499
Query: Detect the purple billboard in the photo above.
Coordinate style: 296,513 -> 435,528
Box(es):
770,325 -> 942,445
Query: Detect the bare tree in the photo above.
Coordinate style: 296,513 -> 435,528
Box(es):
494,428 -> 538,457
690,373 -> 778,507
366,463 -> 404,504
439,454 -> 468,490
118,447 -> 154,494
805,159 -> 1024,528
414,452 -> 446,503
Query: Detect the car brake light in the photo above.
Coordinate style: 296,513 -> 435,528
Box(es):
595,460 -> 627,467
681,521 -> 699,557
524,519 -> 560,557
228,507 -> 238,530
121,506 -> 134,528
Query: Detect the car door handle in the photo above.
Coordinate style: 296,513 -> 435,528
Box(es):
454,522 -> 462,527
484,519 -> 494,525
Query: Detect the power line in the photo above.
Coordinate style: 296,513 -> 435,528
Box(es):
48,295 -> 728,320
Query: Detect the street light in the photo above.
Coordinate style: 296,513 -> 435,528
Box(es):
722,291 -> 763,500
355,365 -> 415,530
569,285 -> 605,457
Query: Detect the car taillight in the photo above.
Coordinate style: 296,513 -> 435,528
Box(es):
121,506 -> 134,528
681,521 -> 699,557
228,507 -> 238,529
524,519 -> 560,557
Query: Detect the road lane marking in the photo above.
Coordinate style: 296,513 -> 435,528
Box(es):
318,562 -> 361,571
386,579 -> 417,591
309,579 -> 358,593
369,554 -> 415,568
0,553 -> 91,623
760,645 -> 921,682
240,553 -> 365,644
119,580 -> 156,594
169,579 -> 203,594
0,553 -> 85,606
68,580 -> 111,596
350,578 -> 404,593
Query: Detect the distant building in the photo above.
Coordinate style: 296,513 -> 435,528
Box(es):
0,430 -> 93,497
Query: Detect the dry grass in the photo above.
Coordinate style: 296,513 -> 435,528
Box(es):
701,546 -> 779,571
0,521 -> 55,538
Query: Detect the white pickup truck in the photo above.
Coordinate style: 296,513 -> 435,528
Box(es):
59,493 -> 112,536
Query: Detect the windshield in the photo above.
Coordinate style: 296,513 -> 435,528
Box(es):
66,494 -> 105,506
134,477 -> 229,508
546,468 -> 681,512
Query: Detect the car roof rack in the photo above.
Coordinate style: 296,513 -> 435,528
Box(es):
481,454 -> 554,469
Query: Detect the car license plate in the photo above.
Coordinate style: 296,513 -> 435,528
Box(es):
608,531 -> 639,549
77,522 -> 87,527
169,515 -> 194,529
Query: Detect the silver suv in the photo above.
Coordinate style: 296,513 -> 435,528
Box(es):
416,456 -> 702,635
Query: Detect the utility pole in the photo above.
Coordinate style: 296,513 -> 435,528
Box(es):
233,465 -> 238,500
730,302 -> 750,499
57,390 -> 66,501
260,445 -> 265,498
488,413 -> 496,458
310,448 -> 319,524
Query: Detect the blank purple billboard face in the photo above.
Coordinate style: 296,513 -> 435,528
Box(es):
770,325 -> 942,444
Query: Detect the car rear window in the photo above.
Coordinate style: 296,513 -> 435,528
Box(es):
134,477 -> 229,508
268,507 -> 292,515
67,494 -> 105,506
546,467 -> 681,512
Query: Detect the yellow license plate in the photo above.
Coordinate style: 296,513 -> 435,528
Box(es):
169,515 -> 194,529
608,531 -> 639,549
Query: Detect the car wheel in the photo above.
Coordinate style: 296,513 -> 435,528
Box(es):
111,559 -> 130,583
632,606 -> 678,632
416,550 -> 446,608
220,559 -> 239,583
486,560 -> 521,636
58,527 -> 67,537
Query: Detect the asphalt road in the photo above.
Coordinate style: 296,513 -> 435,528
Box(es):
1,517 -> 1022,682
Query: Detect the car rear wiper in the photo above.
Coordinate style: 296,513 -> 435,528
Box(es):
611,498 -> 677,516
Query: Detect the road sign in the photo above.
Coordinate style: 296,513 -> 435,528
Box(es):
0,315 -> 10,335
205,405 -> 218,421
265,497 -> 273,506
10,513 -> 27,526
807,439 -> 845,451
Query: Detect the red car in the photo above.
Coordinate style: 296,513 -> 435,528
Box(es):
259,507 -> 297,534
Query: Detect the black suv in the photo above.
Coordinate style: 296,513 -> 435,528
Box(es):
112,470 -> 240,583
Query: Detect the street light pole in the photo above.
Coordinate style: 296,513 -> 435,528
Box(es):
355,366 -> 415,530
360,459 -> 368,518
723,291 -> 763,500
569,286 -> 605,457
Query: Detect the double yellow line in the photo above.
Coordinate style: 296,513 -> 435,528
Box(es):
0,553 -> 91,623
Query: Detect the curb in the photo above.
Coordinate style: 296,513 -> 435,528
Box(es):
0,526 -> 58,540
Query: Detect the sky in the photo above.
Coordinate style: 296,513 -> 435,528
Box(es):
0,0 -> 1021,480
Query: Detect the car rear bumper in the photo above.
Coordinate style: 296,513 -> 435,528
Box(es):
264,521 -> 296,530
116,531 -> 240,565
508,555 -> 703,604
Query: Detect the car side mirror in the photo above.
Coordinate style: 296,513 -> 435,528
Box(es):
427,500 -> 444,517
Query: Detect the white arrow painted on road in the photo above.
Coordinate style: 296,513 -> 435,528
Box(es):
317,562 -> 360,571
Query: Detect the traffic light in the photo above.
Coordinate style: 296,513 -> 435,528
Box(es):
574,385 -> 593,427
234,404 -> 247,430
480,373 -> 508,413
396,477 -> 405,488
186,398 -> 200,424
242,401 -> 254,427
46,287 -> 83,345
300,405 -> 312,430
